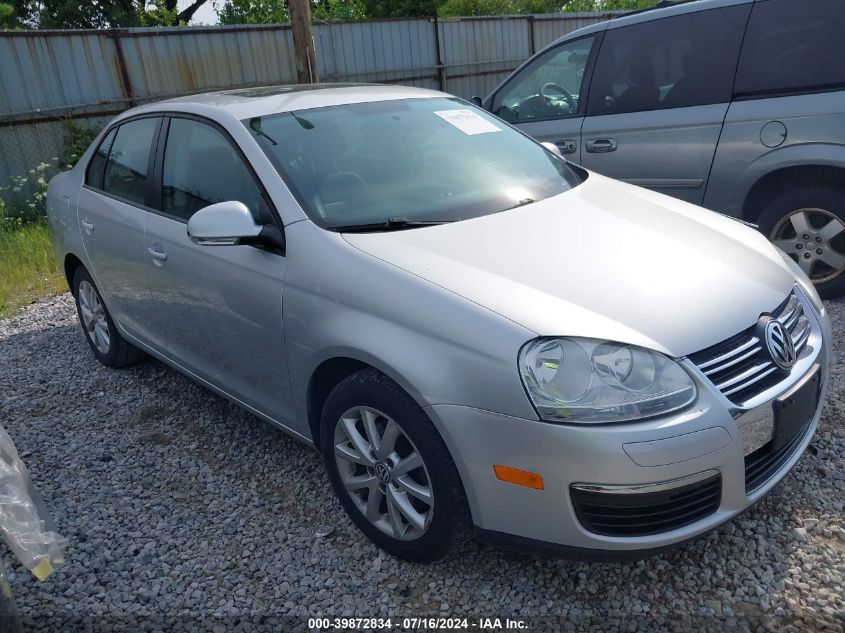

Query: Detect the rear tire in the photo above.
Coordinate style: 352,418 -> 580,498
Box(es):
320,368 -> 471,562
72,267 -> 145,368
757,185 -> 845,299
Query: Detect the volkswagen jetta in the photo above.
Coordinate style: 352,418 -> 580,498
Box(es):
46,84 -> 831,561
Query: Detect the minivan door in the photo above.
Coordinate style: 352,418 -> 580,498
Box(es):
143,116 -> 295,426
487,34 -> 601,164
580,5 -> 750,205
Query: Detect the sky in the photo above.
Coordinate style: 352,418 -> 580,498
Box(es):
178,0 -> 220,25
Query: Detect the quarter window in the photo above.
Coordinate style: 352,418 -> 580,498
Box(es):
586,6 -> 748,116
85,128 -> 116,190
492,36 -> 597,123
734,0 -> 845,97
161,118 -> 265,222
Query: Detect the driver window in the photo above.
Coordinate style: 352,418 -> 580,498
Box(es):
492,36 -> 596,123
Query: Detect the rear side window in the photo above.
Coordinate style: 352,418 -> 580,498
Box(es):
161,117 -> 266,222
85,128 -> 116,190
734,0 -> 845,97
586,6 -> 749,116
102,118 -> 159,206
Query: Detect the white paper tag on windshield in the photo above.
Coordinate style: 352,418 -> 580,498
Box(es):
434,109 -> 502,135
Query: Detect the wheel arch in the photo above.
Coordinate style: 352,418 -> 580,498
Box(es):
741,160 -> 845,223
305,352 -> 429,449
63,253 -> 85,290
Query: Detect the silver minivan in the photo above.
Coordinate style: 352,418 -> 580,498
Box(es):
483,0 -> 845,296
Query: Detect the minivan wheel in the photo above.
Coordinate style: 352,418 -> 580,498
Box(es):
758,186 -> 845,298
72,267 -> 145,368
320,369 -> 471,562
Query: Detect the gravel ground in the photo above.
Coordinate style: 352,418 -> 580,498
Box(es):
1,293 -> 844,632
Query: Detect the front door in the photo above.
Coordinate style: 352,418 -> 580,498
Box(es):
143,116 -> 294,425
488,34 -> 601,164
580,4 -> 750,205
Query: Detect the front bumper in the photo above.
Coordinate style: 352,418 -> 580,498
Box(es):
425,299 -> 832,555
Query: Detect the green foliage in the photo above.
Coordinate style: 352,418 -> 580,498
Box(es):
0,2 -> 21,28
312,0 -> 368,22
8,0 -> 210,28
137,0 -> 184,25
8,0 -> 138,28
1,160 -> 57,225
0,220 -> 66,318
60,120 -> 99,172
216,0 -> 289,24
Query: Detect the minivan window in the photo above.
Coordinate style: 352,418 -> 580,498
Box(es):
734,0 -> 845,98
85,128 -> 116,190
586,6 -> 749,116
102,118 -> 159,206
492,36 -> 597,123
161,118 -> 265,222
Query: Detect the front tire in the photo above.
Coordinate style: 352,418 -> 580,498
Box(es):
757,185 -> 845,298
72,267 -> 145,368
320,369 -> 470,562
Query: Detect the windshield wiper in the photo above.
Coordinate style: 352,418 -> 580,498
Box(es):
503,198 -> 536,211
330,217 -> 454,233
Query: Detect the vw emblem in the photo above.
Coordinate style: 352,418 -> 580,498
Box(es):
374,462 -> 392,484
765,319 -> 796,370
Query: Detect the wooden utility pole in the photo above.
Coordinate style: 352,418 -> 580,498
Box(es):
289,0 -> 319,84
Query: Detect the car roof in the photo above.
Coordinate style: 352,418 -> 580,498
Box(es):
123,83 -> 450,122
545,0 -> 753,41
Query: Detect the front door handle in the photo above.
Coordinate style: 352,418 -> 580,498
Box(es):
81,219 -> 94,233
147,245 -> 167,263
553,139 -> 577,155
585,138 -> 618,153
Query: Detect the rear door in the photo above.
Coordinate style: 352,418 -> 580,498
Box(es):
77,116 -> 164,347
580,4 -> 750,204
142,115 -> 295,425
487,34 -> 602,163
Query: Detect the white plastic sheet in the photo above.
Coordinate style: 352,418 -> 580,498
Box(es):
0,424 -> 66,580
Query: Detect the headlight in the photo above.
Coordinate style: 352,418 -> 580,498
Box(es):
777,250 -> 824,312
519,338 -> 697,423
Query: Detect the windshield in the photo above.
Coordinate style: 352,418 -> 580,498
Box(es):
245,97 -> 581,230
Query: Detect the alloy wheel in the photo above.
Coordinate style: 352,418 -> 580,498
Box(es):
77,280 -> 111,354
333,406 -> 434,541
771,208 -> 845,283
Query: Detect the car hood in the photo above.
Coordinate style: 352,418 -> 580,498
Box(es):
342,173 -> 795,357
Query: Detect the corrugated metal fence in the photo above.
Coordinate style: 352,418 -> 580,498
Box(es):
0,12 -> 613,189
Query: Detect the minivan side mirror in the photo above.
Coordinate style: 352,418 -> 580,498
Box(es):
187,200 -> 284,252
469,96 -> 483,108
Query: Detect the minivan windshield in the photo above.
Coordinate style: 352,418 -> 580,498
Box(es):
245,97 -> 581,231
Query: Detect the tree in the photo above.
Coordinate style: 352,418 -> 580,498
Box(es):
8,0 -> 211,28
217,0 -> 288,24
0,2 -> 21,28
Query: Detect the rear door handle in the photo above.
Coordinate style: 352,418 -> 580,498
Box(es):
81,219 -> 94,233
147,246 -> 167,263
553,139 -> 577,155
585,138 -> 618,153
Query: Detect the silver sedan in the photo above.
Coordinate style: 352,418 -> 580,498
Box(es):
46,84 -> 832,561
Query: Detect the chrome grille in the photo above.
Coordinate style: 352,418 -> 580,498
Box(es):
688,291 -> 812,405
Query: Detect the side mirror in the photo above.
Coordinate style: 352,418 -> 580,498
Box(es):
469,96 -> 483,108
187,201 -> 284,251
541,141 -> 563,158
187,201 -> 261,245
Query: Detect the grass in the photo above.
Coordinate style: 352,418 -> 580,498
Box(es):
0,221 -> 67,319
